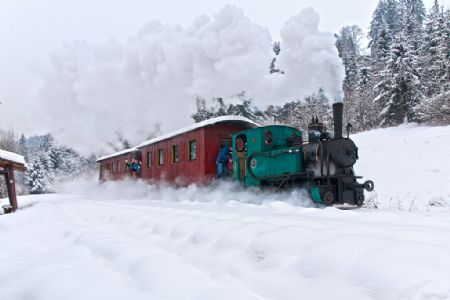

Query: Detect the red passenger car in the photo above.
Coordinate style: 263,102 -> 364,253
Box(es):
97,116 -> 257,183
97,148 -> 140,181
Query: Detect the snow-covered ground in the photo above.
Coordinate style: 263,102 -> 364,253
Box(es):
353,124 -> 450,210
1,124 -> 450,300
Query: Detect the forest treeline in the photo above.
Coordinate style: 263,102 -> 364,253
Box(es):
0,129 -> 95,196
192,0 -> 450,131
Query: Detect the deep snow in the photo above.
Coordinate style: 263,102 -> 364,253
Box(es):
1,124 -> 450,300
1,195 -> 450,300
353,124 -> 450,210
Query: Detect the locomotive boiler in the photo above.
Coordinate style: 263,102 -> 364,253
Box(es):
231,102 -> 374,207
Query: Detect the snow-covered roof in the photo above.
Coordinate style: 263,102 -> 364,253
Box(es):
96,148 -> 137,162
137,116 -> 258,148
0,148 -> 26,165
96,116 -> 258,163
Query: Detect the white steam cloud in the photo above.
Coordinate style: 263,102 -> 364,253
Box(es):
29,5 -> 344,154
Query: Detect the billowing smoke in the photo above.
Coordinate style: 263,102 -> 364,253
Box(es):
274,7 -> 345,102
29,5 -> 344,154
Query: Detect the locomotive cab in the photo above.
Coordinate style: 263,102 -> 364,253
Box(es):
232,125 -> 307,187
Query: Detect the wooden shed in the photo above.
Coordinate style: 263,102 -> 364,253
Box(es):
0,149 -> 27,213
97,116 -> 257,184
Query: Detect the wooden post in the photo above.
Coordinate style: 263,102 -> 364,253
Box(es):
4,167 -> 18,211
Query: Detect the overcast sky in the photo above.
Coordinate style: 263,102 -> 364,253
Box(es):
0,0 -> 447,136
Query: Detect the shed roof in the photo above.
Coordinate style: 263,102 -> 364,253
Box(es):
0,149 -> 27,171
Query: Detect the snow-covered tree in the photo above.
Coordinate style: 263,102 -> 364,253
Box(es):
264,88 -> 332,133
368,0 -> 425,126
421,2 -> 449,97
0,128 -> 18,153
369,0 -> 401,53
191,93 -> 267,123
349,56 -> 377,131
336,25 -> 363,90
374,30 -> 423,126
192,97 -> 228,122
20,134 -> 95,193
401,0 -> 426,38
418,4 -> 450,123
336,25 -> 376,132
226,92 -> 266,122
26,158 -> 50,194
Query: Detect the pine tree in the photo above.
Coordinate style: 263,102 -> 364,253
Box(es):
371,17 -> 392,125
368,0 -> 387,51
424,3 -> 449,96
191,93 -> 267,123
385,0 -> 403,34
370,0 -> 425,126
272,89 -> 332,134
348,55 -> 377,131
375,29 -> 423,126
369,0 -> 402,53
19,133 -> 95,193
336,25 -> 363,90
273,100 -> 306,130
18,134 -> 27,158
336,25 -> 373,131
401,0 -> 426,37
226,92 -> 265,122
191,97 -> 216,122
0,128 -> 18,153
304,88 -> 333,131
26,158 -> 50,194
419,3 -> 450,124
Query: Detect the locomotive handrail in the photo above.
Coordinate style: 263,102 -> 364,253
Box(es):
319,140 -> 324,176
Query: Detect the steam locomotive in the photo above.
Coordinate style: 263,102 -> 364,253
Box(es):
231,102 -> 374,207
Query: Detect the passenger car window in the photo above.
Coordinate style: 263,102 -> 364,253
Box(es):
189,141 -> 196,161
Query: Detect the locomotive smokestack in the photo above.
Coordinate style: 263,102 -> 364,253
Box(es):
333,102 -> 343,139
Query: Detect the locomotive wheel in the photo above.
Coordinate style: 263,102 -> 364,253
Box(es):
322,191 -> 334,206
363,180 -> 375,191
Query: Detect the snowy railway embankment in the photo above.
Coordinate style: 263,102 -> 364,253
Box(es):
1,124 -> 450,300
353,124 -> 450,210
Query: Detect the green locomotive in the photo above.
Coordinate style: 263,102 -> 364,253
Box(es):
231,103 -> 374,207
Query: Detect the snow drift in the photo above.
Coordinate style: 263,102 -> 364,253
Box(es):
1,124 -> 450,300
352,124 -> 450,210
1,192 -> 450,300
